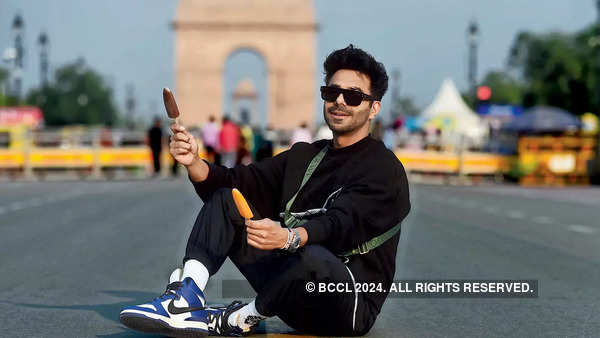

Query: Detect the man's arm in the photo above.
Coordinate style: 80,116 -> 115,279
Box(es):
185,157 -> 209,183
188,150 -> 288,207
240,160 -> 409,254
171,122 -> 288,218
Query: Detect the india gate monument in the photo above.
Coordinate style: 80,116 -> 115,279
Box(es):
173,0 -> 317,129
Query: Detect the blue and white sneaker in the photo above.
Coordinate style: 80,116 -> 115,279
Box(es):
119,272 -> 212,336
204,301 -> 261,337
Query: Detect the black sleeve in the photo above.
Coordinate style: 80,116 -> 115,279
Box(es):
188,150 -> 289,219
301,160 -> 411,254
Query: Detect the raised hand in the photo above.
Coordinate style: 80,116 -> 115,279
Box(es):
169,123 -> 200,166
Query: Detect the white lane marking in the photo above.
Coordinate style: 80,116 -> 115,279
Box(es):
7,202 -> 26,211
533,216 -> 553,224
507,211 -> 525,219
0,185 -> 122,215
567,224 -> 596,234
28,199 -> 43,207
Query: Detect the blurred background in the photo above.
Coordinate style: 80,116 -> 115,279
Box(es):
0,0 -> 598,184
0,1 -> 599,337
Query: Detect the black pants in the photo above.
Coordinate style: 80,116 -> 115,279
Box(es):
184,188 -> 373,336
151,148 -> 161,173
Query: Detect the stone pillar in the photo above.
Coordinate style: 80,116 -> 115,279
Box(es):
174,0 -> 317,130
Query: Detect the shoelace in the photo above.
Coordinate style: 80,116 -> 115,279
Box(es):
206,301 -> 245,335
155,281 -> 183,301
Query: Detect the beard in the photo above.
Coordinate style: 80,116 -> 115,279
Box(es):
323,103 -> 371,135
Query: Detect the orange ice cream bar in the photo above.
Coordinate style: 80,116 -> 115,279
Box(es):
232,188 -> 253,219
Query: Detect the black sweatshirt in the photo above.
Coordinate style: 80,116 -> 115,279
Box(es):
190,135 -> 411,315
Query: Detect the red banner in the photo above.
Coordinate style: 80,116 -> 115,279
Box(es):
0,106 -> 44,127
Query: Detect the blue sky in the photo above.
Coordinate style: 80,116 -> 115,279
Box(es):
0,1 -> 596,125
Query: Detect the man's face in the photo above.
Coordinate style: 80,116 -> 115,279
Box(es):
323,69 -> 379,135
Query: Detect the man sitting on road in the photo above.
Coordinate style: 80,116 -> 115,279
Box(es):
120,44 -> 411,337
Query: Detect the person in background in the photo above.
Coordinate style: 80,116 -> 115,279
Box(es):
264,124 -> 278,146
370,119 -> 383,140
100,128 -> 113,147
290,122 -> 312,145
383,120 -> 402,150
201,115 -> 220,163
236,134 -> 252,166
147,116 -> 163,177
256,125 -> 275,161
251,126 -> 264,160
219,116 -> 240,168
314,122 -> 333,141
240,123 -> 254,157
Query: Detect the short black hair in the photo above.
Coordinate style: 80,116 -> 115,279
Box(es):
323,44 -> 388,101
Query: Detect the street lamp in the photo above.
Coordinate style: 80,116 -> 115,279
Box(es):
126,84 -> 136,129
467,20 -> 479,101
11,14 -> 24,101
1,47 -> 16,100
391,68 -> 401,119
38,32 -> 49,87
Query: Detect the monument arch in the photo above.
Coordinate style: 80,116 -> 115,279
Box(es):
173,0 -> 317,129
223,48 -> 267,127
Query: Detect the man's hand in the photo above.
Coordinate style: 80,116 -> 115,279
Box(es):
169,123 -> 200,167
246,218 -> 288,250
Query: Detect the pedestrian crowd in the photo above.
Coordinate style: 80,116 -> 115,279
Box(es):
147,114 -> 425,176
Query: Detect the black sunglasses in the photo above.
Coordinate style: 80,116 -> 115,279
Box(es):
320,86 -> 377,106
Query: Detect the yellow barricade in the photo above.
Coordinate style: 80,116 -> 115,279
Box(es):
395,150 -> 507,174
276,146 -> 508,175
0,146 -> 508,175
0,150 -> 25,168
29,148 -> 94,168
100,148 -> 152,167
460,152 -> 509,174
0,148 -> 154,169
395,150 -> 459,173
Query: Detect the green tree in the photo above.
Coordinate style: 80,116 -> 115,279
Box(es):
480,71 -> 523,105
0,67 -> 7,84
26,59 -> 120,126
0,67 -> 8,106
507,29 -> 592,113
575,23 -> 600,110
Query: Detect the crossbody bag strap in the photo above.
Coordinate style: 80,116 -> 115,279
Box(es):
339,222 -> 402,257
283,146 -> 328,228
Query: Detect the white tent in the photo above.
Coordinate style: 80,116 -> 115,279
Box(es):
419,78 -> 488,146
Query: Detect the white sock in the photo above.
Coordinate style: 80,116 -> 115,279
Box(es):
228,300 -> 267,330
169,267 -> 182,284
181,259 -> 210,291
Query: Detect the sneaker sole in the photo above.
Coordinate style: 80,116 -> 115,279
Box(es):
120,312 -> 209,338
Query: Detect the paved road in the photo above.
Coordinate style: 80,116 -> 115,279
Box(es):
0,179 -> 598,337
